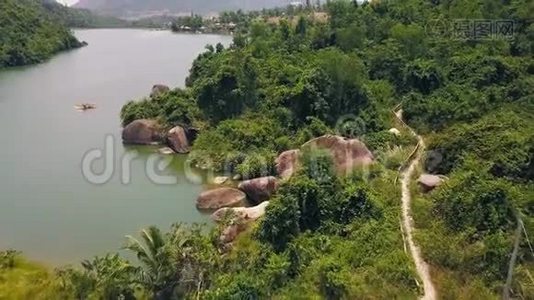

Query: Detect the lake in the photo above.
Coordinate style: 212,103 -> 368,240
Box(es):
0,29 -> 232,264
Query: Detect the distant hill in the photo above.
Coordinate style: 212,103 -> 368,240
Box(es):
0,0 -> 83,68
43,1 -> 129,27
73,0 -> 292,17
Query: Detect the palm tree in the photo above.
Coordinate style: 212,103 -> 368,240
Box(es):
124,226 -> 176,300
124,224 -> 217,299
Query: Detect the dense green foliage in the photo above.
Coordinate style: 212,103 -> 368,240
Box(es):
3,154 -> 416,299
427,107 -> 534,180
0,250 -> 64,299
119,0 -> 533,297
170,15 -> 204,32
0,0 -> 83,68
3,0 -> 534,298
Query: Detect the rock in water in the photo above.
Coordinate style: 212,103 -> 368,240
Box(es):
196,188 -> 246,210
238,176 -> 278,204
158,147 -> 175,155
302,135 -> 374,175
150,84 -> 170,98
122,119 -> 163,145
417,174 -> 444,192
275,149 -> 300,179
167,126 -> 191,153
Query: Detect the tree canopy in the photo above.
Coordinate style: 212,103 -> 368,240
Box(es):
0,0 -> 84,68
3,0 -> 534,298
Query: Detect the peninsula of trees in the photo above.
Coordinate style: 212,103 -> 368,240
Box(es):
0,0 -> 84,68
1,0 -> 533,299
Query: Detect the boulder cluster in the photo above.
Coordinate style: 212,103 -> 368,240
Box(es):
122,119 -> 195,154
121,119 -> 164,145
196,135 -> 376,246
121,84 -> 196,154
121,87 -> 381,247
123,123 -> 378,245
199,177 -> 279,247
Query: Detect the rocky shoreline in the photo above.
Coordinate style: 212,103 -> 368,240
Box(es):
121,88 -> 379,246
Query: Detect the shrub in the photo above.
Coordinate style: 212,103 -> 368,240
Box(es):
236,150 -> 276,179
0,250 -> 19,269
427,110 -> 534,180
120,89 -> 199,127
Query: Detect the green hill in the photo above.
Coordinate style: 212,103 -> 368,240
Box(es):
42,1 -> 129,28
1,0 -> 533,299
0,0 -> 83,68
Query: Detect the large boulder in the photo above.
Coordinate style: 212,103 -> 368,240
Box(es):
238,176 -> 278,204
166,126 -> 191,153
122,119 -> 163,145
275,149 -> 300,179
418,174 -> 445,192
219,224 -> 240,245
214,202 -> 270,245
150,84 -> 170,98
196,188 -> 246,210
212,201 -> 270,223
302,135 -> 374,175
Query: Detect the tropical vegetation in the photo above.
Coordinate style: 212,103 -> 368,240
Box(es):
2,0 -> 534,299
0,0 -> 83,68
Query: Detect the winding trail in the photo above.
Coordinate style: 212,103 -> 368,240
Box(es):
396,110 -> 437,300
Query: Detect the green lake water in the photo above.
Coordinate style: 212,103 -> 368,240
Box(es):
0,29 -> 232,264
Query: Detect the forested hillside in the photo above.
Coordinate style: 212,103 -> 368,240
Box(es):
0,0 -> 83,68
42,0 -> 129,28
1,0 -> 533,299
120,0 -> 533,297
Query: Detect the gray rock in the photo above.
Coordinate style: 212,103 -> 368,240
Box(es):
219,224 -> 240,244
196,188 -> 246,210
418,174 -> 445,192
122,119 -> 163,145
302,135 -> 374,175
212,201 -> 270,223
167,126 -> 191,153
275,149 -> 300,179
238,176 -> 278,204
214,202 -> 270,245
150,84 -> 170,98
